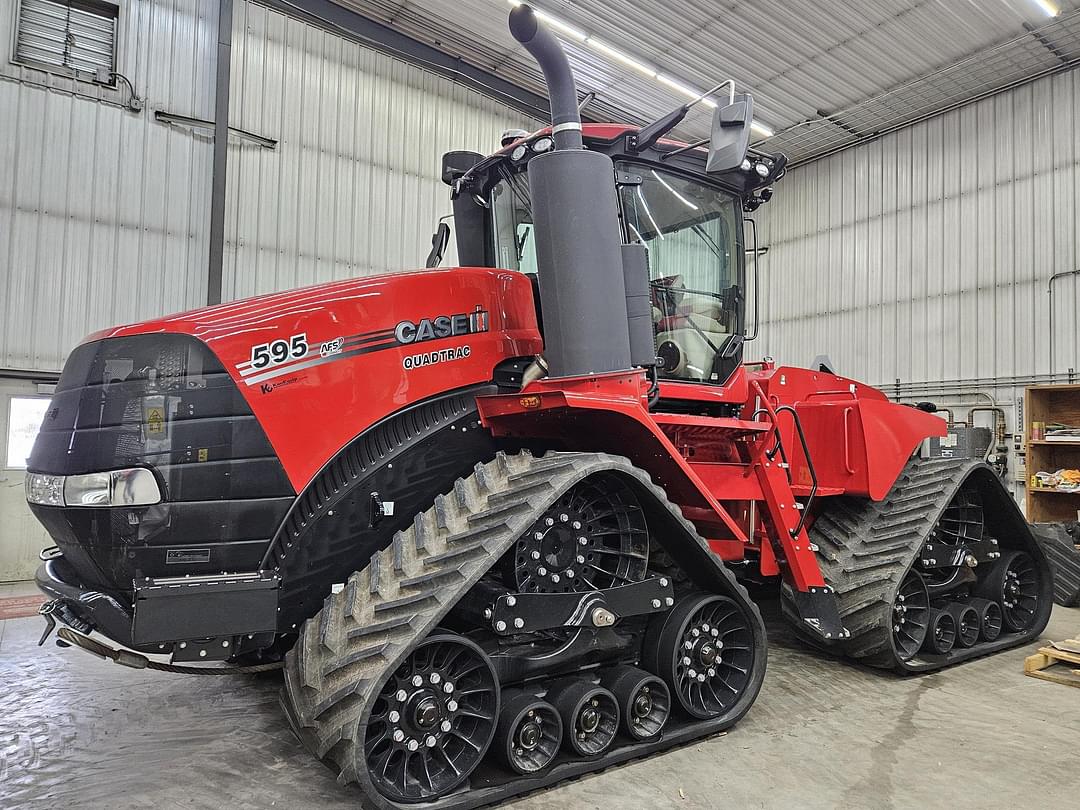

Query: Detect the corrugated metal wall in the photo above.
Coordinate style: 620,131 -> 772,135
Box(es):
222,0 -> 542,301
0,0 -> 218,373
755,68 -> 1080,387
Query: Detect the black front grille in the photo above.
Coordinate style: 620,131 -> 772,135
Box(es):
28,334 -> 294,594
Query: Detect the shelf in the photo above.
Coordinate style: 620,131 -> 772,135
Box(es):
1031,488 -> 1080,496
1029,440 -> 1080,447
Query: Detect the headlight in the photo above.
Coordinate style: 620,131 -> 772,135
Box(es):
26,468 -> 162,507
25,473 -> 64,506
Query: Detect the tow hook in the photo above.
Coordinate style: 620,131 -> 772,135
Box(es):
37,600 -> 59,647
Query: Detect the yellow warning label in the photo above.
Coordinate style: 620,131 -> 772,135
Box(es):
146,407 -> 165,436
197,448 -> 208,462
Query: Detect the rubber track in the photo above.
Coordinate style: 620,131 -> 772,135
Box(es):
792,457 -> 1050,672
1033,523 -> 1080,607
281,451 -> 764,810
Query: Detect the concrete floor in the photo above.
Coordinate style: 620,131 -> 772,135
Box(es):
1,583 -> 1077,810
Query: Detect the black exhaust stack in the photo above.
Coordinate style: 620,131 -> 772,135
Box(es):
510,5 -> 652,378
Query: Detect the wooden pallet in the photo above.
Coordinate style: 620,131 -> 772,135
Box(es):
1025,639 -> 1080,688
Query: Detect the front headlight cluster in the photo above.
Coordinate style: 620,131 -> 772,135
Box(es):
25,468 -> 162,507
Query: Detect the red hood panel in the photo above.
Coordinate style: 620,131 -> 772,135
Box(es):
86,268 -> 542,489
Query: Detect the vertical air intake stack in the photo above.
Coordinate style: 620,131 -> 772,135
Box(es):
509,4 -> 648,378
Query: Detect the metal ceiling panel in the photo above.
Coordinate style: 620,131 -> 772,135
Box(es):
327,0 -> 1080,163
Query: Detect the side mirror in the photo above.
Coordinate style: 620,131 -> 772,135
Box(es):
441,150 -> 484,186
425,221 -> 452,268
706,93 -> 754,174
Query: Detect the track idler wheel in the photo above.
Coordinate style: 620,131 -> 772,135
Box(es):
976,550 -> 1041,632
643,594 -> 756,720
922,608 -> 956,654
546,680 -> 619,757
364,634 -> 499,803
600,666 -> 671,741
967,597 -> 1003,641
943,603 -> 980,648
891,571 -> 930,662
494,692 -> 562,775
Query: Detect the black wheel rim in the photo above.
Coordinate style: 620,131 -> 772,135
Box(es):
565,688 -> 618,756
954,606 -> 979,647
923,609 -> 956,654
891,571 -> 930,661
999,552 -> 1039,631
365,635 -> 499,803
660,595 -> 755,720
924,486 -> 983,591
978,600 -> 1002,641
501,698 -> 561,774
623,677 -> 669,739
512,473 -> 648,593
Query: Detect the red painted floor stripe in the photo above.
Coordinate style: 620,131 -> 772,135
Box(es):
0,594 -> 46,620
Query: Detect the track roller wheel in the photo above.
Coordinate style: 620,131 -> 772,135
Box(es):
922,608 -> 956,655
600,666 -> 671,741
363,634 -> 499,803
967,597 -> 1003,641
976,550 -> 1040,632
643,594 -> 756,720
943,603 -> 980,648
890,571 -> 930,662
493,692 -> 562,775
546,680 -> 619,757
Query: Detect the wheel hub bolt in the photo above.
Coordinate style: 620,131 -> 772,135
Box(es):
413,696 -> 441,730
411,675 -> 424,687
578,536 -> 588,546
559,513 -> 569,522
572,521 -> 582,530
710,628 -> 719,637
688,668 -> 698,678
545,517 -> 555,526
426,736 -> 437,748
551,574 -> 561,583
429,673 -> 441,684
443,682 -> 454,694
537,567 -> 547,576
697,673 -> 707,683
393,729 -> 405,743
565,569 -> 575,578
447,700 -> 458,712
533,532 -> 544,541
407,739 -> 419,752
514,617 -> 525,629
579,707 -> 600,735
691,628 -> 700,637
440,720 -> 452,733
531,550 -> 541,560
707,668 -> 716,677
388,710 -> 401,723
518,721 -> 542,750
396,690 -> 408,702
681,656 -> 692,666
633,692 -> 653,717
577,555 -> 586,564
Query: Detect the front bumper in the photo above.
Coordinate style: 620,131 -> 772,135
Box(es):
36,553 -> 281,658
35,556 -> 148,651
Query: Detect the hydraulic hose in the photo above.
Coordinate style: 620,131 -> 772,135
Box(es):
508,4 -> 583,150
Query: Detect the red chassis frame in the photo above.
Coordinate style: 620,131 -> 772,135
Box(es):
476,363 -> 945,601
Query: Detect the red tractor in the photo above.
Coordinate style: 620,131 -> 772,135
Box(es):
26,6 -> 1050,808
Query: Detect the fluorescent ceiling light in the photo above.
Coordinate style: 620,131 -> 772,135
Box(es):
585,37 -> 657,77
1032,1 -> 1059,16
508,1 -> 776,140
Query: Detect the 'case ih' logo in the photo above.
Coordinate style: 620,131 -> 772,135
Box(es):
394,305 -> 489,345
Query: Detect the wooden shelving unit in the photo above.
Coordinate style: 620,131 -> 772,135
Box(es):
1025,384 -> 1080,523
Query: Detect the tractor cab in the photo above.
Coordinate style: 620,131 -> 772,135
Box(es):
440,119 -> 784,399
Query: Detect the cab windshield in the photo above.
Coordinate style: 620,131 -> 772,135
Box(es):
490,161 -> 743,384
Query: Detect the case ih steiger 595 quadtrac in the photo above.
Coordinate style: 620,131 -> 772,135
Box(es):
26,5 -> 1051,808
